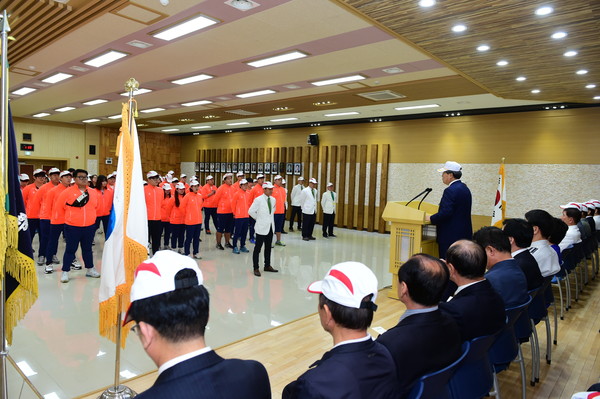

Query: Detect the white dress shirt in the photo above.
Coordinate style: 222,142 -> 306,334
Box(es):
291,184 -> 304,207
528,239 -> 560,277
248,194 -> 276,235
321,190 -> 337,214
558,224 -> 582,251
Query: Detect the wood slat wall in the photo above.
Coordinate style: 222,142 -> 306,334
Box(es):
196,144 -> 390,232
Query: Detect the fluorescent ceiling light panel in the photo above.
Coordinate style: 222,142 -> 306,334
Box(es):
108,114 -> 122,119
82,119 -> 101,123
270,117 -> 298,122
181,100 -> 213,106
394,104 -> 440,111
171,74 -> 213,85
152,15 -> 218,41
41,72 -> 73,84
162,128 -> 179,132
83,99 -> 108,106
311,75 -> 366,87
247,51 -> 308,68
227,122 -> 250,126
55,106 -> 75,112
83,50 -> 128,68
119,88 -> 152,96
33,113 -> 51,118
12,87 -> 37,96
324,112 -> 359,117
140,108 -> 165,113
236,89 -> 276,98
192,125 -> 212,129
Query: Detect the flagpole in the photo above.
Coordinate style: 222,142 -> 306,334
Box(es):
98,78 -> 139,399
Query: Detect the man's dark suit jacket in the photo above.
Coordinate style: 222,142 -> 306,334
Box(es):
485,258 -> 529,308
439,279 -> 506,341
282,339 -> 398,399
136,350 -> 271,399
513,250 -> 544,291
429,180 -> 473,258
376,310 -> 462,398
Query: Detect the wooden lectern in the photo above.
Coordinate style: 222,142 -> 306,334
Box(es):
382,201 -> 439,299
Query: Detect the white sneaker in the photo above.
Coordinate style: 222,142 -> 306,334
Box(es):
86,268 -> 100,278
52,255 -> 60,264
37,256 -> 46,265
178,248 -> 184,254
193,253 -> 202,259
44,265 -> 53,274
71,260 -> 82,270
61,272 -> 69,283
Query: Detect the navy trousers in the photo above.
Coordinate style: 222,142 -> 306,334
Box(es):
170,224 -> 185,249
62,224 -> 95,272
184,223 -> 202,255
45,223 -> 64,265
39,219 -> 51,258
233,218 -> 249,248
204,207 -> 218,232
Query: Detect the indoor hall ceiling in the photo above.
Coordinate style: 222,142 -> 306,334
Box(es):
4,0 -> 598,135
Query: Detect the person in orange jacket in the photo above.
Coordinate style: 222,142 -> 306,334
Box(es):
43,170 -> 72,274
107,172 -> 116,190
23,168 -> 47,249
37,167 -> 61,265
145,170 -> 164,255
231,179 -> 252,254
272,175 -> 287,247
161,183 -> 172,250
94,175 -> 114,240
248,174 -> 265,243
180,180 -> 203,258
19,173 -> 29,190
213,173 -> 235,250
56,169 -> 100,283
201,175 -> 218,235
232,171 -> 245,190
167,182 -> 187,253
180,173 -> 191,192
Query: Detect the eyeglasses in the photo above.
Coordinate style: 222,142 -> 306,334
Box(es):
75,176 -> 88,180
130,324 -> 140,335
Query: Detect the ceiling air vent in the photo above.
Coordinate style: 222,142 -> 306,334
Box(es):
357,90 -> 406,102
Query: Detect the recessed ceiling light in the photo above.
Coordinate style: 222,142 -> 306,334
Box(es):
203,115 -> 220,119
270,117 -> 298,122
594,96 -> 600,100
476,45 -> 490,52
576,69 -> 588,75
324,112 -> 360,117
178,118 -> 194,122
564,50 -> 578,57
227,122 -> 250,126
108,114 -> 122,119
140,108 -> 165,113
531,89 -> 541,94
171,74 -> 213,85
551,31 -> 567,39
311,75 -> 366,87
126,40 -> 153,49
236,89 -> 276,98
516,76 -> 527,81
82,119 -> 101,123
69,65 -> 89,72
586,84 -> 596,89
283,84 -> 301,89
313,101 -> 337,106
273,106 -> 292,111
55,106 -> 75,112
192,125 -> 212,129
83,50 -> 128,68
151,14 -> 218,41
83,99 -> 108,106
181,100 -> 213,106
161,128 -> 179,132
382,67 -> 404,74
418,0 -> 436,7
496,60 -> 509,66
33,112 -> 50,118
394,104 -> 440,111
119,88 -> 152,96
535,6 -> 553,16
451,24 -> 467,33
246,51 -> 308,68
41,72 -> 73,84
12,87 -> 37,96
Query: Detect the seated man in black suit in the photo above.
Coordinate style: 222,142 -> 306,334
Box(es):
502,218 -> 544,291
283,262 -> 398,399
125,251 -> 271,399
377,253 -> 462,398
473,226 -> 529,308
439,240 -> 506,341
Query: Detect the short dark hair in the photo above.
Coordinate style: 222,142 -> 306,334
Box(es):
548,217 -> 568,245
563,208 -> 581,224
246,178 -> 254,184
318,293 -> 374,331
128,269 -> 209,342
446,240 -> 487,279
398,253 -> 449,306
473,226 -> 511,253
68,168 -> 76,173
524,209 -> 554,238
74,169 -> 88,178
444,170 -> 462,179
502,218 -> 533,248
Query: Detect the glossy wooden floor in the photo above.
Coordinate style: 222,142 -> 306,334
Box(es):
80,265 -> 600,399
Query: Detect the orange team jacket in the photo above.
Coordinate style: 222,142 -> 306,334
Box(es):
232,189 -> 252,219
22,184 -> 39,216
214,184 -> 233,214
144,184 -> 163,221
48,184 -> 69,225
271,186 -> 286,214
250,183 -> 264,201
57,185 -> 98,227
201,184 -> 218,208
167,196 -> 185,225
180,191 -> 203,225
38,182 -> 59,220
95,188 -> 114,217
161,195 -> 172,222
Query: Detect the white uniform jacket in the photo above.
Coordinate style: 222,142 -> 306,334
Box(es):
249,194 -> 276,235
291,184 -> 304,207
300,187 -> 318,214
321,191 -> 337,214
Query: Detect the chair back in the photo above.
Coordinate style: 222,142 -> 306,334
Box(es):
561,247 -> 578,272
488,296 -> 532,370
406,341 -> 470,399
448,334 -> 497,399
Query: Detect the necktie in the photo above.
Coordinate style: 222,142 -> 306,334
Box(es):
330,191 -> 334,201
312,189 -> 315,198
267,197 -> 272,213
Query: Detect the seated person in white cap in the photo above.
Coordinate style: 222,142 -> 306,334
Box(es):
558,202 -> 582,251
283,262 -> 398,399
321,182 -> 337,238
125,251 -> 271,399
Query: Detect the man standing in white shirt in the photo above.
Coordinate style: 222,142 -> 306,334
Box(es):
525,209 -> 561,277
321,182 -> 337,238
300,178 -> 318,241
248,182 -> 279,277
289,177 -> 305,232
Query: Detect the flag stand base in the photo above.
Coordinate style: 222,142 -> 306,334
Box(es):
97,385 -> 137,399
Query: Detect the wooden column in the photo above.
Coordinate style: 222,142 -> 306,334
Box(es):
367,144 -> 378,232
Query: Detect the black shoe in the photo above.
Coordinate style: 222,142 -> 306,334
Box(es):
289,227 -> 294,232
329,234 -> 337,238
323,233 -> 328,238
225,243 -> 233,249
216,244 -> 224,250
206,230 -> 212,235
302,237 -> 310,241
309,237 -> 316,240
264,265 -> 279,273
282,231 -> 288,234
253,269 -> 261,277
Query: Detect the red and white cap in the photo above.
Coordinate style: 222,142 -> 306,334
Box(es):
256,174 -> 265,180
274,175 -> 282,180
205,175 -> 214,181
327,182 -> 334,187
60,170 -> 71,177
175,182 -> 185,190
437,161 -> 462,172
180,173 -> 187,178
19,173 -> 29,181
560,202 -> 580,210
147,170 -> 159,178
262,181 -> 274,189
223,173 -> 233,180
309,178 -> 317,184
578,203 -> 589,212
162,183 -> 172,190
237,171 -> 245,177
298,177 -> 305,181
307,261 -> 378,310
48,167 -> 60,175
33,168 -> 45,176
240,179 -> 248,185
585,201 -> 596,210
190,180 -> 200,187
124,250 -> 204,325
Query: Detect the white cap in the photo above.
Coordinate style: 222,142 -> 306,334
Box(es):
256,174 -> 265,180
70,178 -> 75,184
190,176 -> 198,181
33,168 -> 45,176
147,170 -> 159,178
168,170 -> 174,175
437,161 -> 462,172
19,173 -> 29,181
560,202 -> 580,210
175,182 -> 185,190
327,182 -> 333,187
577,203 -> 589,212
190,180 -> 200,187
262,181 -> 274,189
236,171 -> 244,177
107,172 -> 115,179
48,167 -> 60,175
162,183 -> 172,190
180,173 -> 187,178
585,202 -> 596,210
309,178 -> 317,184
223,173 -> 233,180
172,177 -> 179,182
298,177 -> 305,181
282,179 -> 286,185
60,170 -> 71,178
274,175 -> 282,180
123,250 -> 204,325
307,262 -> 378,310
205,175 -> 214,181
240,179 -> 248,185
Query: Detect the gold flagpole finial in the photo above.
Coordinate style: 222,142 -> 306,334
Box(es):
124,78 -> 139,93
501,157 -> 505,163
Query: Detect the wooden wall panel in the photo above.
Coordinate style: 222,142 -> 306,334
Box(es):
329,146 -> 338,226
319,146 -> 328,224
378,144 -> 390,233
368,145 -> 378,232
338,146 -> 347,228
302,147 -> 310,179
357,145 -> 367,231
347,145 -> 357,229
